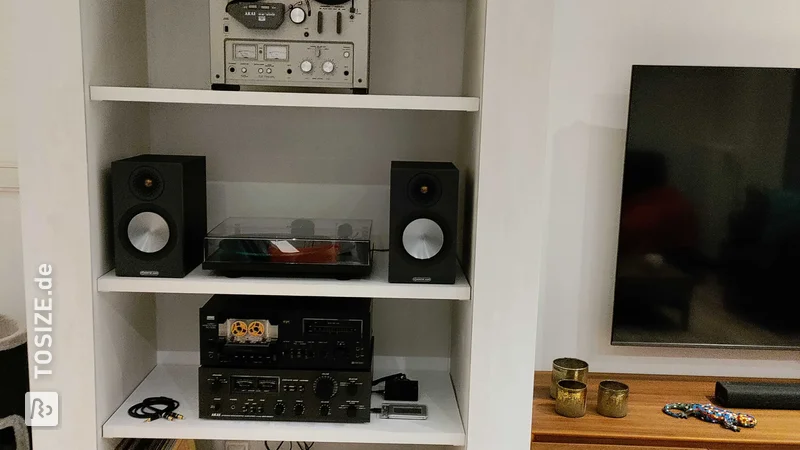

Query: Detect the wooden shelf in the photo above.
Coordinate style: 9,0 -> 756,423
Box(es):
103,365 -> 465,446
97,253 -> 471,300
532,371 -> 800,449
89,87 -> 481,112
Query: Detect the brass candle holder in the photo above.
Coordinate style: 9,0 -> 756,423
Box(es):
555,379 -> 588,418
550,357 -> 589,399
596,380 -> 630,418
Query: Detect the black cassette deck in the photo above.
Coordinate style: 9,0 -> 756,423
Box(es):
200,295 -> 372,370
198,366 -> 372,423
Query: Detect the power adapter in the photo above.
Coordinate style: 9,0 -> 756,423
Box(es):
384,376 -> 419,402
373,373 -> 420,402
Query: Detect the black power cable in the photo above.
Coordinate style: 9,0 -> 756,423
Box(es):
265,442 -> 315,450
127,396 -> 183,422
372,373 -> 407,387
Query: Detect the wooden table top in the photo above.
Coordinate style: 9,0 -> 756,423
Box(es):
532,371 -> 800,449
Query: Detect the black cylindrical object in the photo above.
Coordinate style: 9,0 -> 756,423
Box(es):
0,315 -> 30,449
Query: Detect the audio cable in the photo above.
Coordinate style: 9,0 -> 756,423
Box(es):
265,443 -> 315,450
127,396 -> 183,423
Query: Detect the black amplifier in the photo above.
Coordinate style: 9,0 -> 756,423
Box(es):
200,295 -> 372,370
198,366 -> 372,423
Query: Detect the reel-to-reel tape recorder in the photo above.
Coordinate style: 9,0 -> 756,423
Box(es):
210,0 -> 370,92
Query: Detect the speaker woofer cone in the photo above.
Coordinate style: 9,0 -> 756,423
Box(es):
127,211 -> 171,254
402,218 -> 444,260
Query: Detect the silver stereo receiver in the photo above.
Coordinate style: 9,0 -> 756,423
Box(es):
210,0 -> 370,92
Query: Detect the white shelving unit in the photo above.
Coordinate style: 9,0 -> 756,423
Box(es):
90,87 -> 481,112
98,253 -> 471,300
13,0 -> 551,449
103,365 -> 465,446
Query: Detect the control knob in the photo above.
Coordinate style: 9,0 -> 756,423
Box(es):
313,376 -> 338,400
293,403 -> 305,416
209,377 -> 223,393
333,344 -> 347,359
346,382 -> 359,396
274,403 -> 286,416
346,405 -> 358,418
290,7 -> 306,24
322,61 -> 335,74
320,404 -> 331,416
300,60 -> 313,73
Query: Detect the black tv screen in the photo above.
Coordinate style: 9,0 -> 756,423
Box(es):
612,65 -> 800,349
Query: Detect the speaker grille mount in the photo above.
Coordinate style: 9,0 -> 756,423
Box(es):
402,218 -> 444,260
127,211 -> 171,254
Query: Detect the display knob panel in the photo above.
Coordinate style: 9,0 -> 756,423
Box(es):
199,367 -> 372,423
210,0 -> 371,92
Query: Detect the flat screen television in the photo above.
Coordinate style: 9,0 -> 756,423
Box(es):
612,65 -> 800,349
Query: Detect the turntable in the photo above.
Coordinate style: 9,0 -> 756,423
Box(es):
203,218 -> 372,278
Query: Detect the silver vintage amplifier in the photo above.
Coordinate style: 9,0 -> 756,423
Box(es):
210,0 -> 370,92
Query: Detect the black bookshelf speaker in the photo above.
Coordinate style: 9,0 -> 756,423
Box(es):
389,161 -> 459,284
111,155 -> 207,278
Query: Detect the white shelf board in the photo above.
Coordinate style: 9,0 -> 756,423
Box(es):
89,86 -> 481,112
97,253 -> 471,300
103,365 -> 465,446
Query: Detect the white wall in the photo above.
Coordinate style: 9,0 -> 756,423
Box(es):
537,0 -> 800,377
0,194 -> 25,325
0,0 -> 27,327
